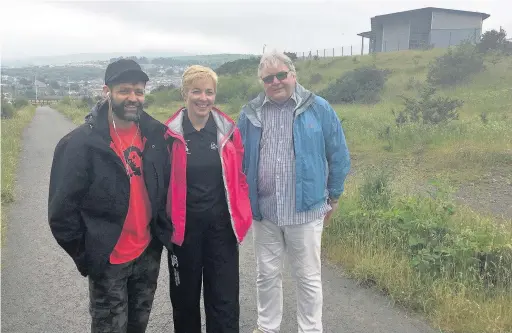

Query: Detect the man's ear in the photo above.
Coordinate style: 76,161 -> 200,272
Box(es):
102,85 -> 111,99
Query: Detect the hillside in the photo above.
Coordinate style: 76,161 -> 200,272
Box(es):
147,47 -> 512,333
149,48 -> 511,214
55,45 -> 512,333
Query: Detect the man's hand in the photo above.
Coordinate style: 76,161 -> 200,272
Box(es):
324,199 -> 339,227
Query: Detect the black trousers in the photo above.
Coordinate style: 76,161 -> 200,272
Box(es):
168,204 -> 240,333
88,239 -> 162,333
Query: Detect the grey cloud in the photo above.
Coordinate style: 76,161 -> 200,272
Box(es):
53,1 -> 396,52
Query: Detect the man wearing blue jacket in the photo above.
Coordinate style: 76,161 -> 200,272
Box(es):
237,50 -> 350,333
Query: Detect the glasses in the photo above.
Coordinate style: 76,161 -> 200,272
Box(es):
261,71 -> 288,84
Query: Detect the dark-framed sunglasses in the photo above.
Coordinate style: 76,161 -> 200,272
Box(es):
261,71 -> 289,84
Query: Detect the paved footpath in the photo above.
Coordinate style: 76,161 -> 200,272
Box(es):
1,107 -> 437,333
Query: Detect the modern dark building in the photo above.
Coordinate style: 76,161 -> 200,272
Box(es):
358,7 -> 490,53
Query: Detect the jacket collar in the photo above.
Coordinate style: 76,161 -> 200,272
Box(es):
243,83 -> 316,127
182,109 -> 217,136
165,106 -> 235,146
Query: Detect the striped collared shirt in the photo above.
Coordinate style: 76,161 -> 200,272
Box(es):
257,93 -> 330,226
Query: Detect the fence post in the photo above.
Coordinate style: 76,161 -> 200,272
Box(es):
324,49 -> 325,57
449,32 -> 452,47
303,52 -> 305,60
333,48 -> 335,57
342,46 -> 344,56
351,45 -> 353,56
398,41 -> 400,51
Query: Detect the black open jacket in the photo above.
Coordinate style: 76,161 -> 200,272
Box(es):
48,100 -> 173,279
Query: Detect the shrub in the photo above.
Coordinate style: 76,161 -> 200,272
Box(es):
427,42 -> 484,86
12,98 -> 29,109
1,99 -> 15,119
216,76 -> 258,104
78,96 -> 94,109
394,86 -> 463,126
216,57 -> 260,76
359,167 -> 392,210
144,94 -> 156,108
149,88 -> 182,107
309,73 -> 323,85
319,66 -> 389,104
478,28 -> 510,53
151,84 -> 177,93
284,52 -> 298,61
61,96 -> 72,105
405,77 -> 423,91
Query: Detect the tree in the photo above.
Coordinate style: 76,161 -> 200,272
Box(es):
1,94 -> 15,118
478,28 -> 509,53
49,80 -> 61,89
19,78 -> 32,85
284,52 -> 298,61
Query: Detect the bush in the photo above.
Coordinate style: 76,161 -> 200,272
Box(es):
151,84 -> 177,93
359,167 -> 392,210
405,77 -> 423,91
144,94 -> 156,108
478,28 -> 510,53
309,73 -> 323,85
12,98 -> 29,109
216,57 -> 261,76
61,96 -> 72,105
394,86 -> 463,126
427,42 -> 484,86
216,76 -> 258,104
149,88 -> 182,107
284,52 -> 298,61
1,100 -> 15,119
78,96 -> 94,109
319,66 -> 389,104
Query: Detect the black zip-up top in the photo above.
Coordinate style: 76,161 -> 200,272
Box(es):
48,100 -> 173,279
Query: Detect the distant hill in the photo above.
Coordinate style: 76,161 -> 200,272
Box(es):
2,52 -> 257,67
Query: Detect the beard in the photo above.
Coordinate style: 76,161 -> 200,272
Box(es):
111,99 -> 143,122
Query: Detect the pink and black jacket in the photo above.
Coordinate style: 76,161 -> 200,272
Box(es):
164,107 -> 253,246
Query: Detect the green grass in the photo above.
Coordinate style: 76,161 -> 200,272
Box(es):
54,48 -> 512,332
54,101 -> 90,125
1,106 -> 37,243
324,169 -> 512,333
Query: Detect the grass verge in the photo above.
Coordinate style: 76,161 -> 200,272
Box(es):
324,168 -> 512,333
1,105 -> 37,244
54,101 -> 89,125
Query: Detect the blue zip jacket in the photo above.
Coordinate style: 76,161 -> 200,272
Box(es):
236,83 -> 351,221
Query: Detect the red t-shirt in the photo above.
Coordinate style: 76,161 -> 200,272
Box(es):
108,122 -> 151,264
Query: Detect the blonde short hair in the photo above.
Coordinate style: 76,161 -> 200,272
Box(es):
181,65 -> 218,97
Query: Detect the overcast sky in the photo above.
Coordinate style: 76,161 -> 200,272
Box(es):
1,0 -> 510,60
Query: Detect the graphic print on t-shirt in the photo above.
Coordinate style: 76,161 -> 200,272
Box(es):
108,123 -> 151,264
123,146 -> 143,177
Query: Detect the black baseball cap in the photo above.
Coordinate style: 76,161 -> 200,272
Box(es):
104,59 -> 149,85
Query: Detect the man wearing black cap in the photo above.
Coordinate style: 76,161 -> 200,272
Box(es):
48,59 -> 174,332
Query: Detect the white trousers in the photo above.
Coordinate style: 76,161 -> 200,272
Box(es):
253,218 -> 324,333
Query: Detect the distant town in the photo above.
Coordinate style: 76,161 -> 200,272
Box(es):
1,54 -> 254,101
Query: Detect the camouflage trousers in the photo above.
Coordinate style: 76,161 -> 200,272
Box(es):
88,240 -> 162,333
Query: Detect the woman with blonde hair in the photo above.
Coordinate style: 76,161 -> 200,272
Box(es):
164,65 -> 252,333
